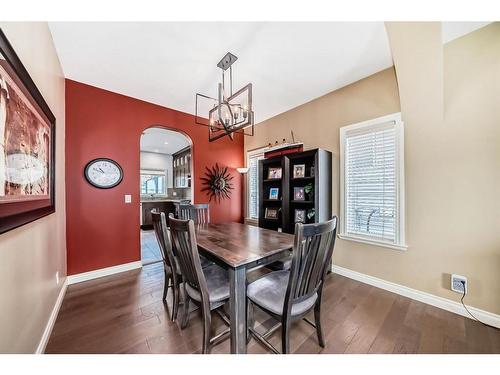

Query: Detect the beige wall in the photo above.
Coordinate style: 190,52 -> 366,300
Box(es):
245,23 -> 500,314
0,23 -> 66,353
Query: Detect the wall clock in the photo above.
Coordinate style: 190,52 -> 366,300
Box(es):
84,158 -> 123,189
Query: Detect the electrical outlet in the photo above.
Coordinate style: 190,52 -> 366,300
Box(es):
451,274 -> 467,294
124,194 -> 132,203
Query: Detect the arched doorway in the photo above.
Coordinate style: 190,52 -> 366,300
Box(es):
139,126 -> 193,265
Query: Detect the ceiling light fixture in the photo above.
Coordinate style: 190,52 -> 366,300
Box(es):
195,52 -> 254,142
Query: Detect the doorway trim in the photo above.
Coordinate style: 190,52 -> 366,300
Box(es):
139,125 -> 195,266
139,125 -> 195,202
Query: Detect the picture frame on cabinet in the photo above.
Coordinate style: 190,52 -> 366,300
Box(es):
267,167 -> 282,179
293,164 -> 306,178
294,209 -> 306,223
269,188 -> 279,200
294,187 -> 305,201
265,207 -> 279,219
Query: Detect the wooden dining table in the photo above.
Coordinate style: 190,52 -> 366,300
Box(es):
195,222 -> 295,354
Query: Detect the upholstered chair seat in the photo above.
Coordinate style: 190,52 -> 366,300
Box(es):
168,215 -> 231,354
247,270 -> 317,316
185,264 -> 230,306
246,217 -> 338,354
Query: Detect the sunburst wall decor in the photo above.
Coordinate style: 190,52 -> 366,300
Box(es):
200,163 -> 234,202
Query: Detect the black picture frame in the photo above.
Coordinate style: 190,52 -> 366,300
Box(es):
0,28 -> 56,235
294,187 -> 305,201
267,167 -> 282,179
294,209 -> 306,223
84,158 -> 124,189
269,187 -> 279,200
293,164 -> 306,178
265,207 -> 279,219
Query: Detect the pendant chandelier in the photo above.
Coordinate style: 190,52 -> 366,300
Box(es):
195,52 -> 254,142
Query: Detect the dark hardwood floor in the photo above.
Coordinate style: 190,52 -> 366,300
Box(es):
141,229 -> 162,265
45,262 -> 500,354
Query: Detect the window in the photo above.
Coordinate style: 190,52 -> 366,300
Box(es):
140,171 -> 166,195
340,113 -> 406,250
246,148 -> 266,221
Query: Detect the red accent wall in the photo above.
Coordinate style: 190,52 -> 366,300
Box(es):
65,79 -> 244,275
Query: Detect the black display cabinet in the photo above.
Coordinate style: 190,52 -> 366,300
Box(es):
258,148 -> 332,234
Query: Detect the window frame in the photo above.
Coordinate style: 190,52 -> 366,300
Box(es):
339,112 -> 407,251
245,147 -> 267,225
140,169 -> 167,196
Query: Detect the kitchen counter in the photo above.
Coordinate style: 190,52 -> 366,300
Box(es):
140,198 -> 190,203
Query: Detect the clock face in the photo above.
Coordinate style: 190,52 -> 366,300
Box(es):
84,158 -> 123,189
5,153 -> 46,185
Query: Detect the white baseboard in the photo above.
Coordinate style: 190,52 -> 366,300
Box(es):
332,265 -> 500,329
67,261 -> 143,285
36,279 -> 68,354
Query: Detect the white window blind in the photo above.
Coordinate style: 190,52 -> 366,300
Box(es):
340,113 -> 406,250
247,149 -> 265,220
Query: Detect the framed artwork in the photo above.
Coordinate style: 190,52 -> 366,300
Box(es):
201,163 -> 234,202
293,164 -> 306,178
0,29 -> 56,234
294,209 -> 306,223
267,167 -> 282,179
269,187 -> 279,200
265,207 -> 279,219
294,187 -> 305,201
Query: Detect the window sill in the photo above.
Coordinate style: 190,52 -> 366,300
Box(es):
338,234 -> 408,251
245,218 -> 259,227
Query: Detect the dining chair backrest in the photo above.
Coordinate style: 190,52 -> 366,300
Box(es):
178,204 -> 210,225
151,211 -> 176,270
174,200 -> 191,218
168,215 -> 210,309
284,216 -> 338,316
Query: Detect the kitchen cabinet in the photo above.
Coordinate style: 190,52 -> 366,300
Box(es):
173,146 -> 191,188
140,201 -> 176,229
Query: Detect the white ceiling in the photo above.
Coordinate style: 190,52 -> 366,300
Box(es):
49,22 -> 492,124
140,127 -> 190,154
49,22 -> 394,123
441,22 -> 491,43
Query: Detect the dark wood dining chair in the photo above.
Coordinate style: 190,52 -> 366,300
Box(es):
168,215 -> 231,354
151,211 -> 182,322
173,200 -> 191,218
177,204 -> 213,268
246,216 -> 338,354
178,203 -> 210,225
